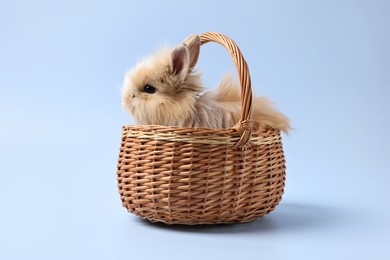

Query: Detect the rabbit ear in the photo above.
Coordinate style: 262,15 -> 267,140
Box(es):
170,45 -> 190,82
182,34 -> 201,71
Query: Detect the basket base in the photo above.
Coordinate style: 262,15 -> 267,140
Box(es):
124,194 -> 284,225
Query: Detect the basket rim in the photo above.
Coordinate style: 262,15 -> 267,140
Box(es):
122,124 -> 280,132
121,124 -> 282,146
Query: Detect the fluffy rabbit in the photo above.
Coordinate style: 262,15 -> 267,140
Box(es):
122,34 -> 290,133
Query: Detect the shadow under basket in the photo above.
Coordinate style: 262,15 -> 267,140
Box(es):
116,32 -> 287,225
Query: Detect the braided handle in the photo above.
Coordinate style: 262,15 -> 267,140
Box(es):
199,32 -> 253,147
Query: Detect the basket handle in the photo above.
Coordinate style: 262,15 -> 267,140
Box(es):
199,32 -> 253,147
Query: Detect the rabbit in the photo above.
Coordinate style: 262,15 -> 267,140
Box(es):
122,34 -> 290,133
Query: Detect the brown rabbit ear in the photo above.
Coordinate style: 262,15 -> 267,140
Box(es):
170,45 -> 190,82
181,34 -> 201,71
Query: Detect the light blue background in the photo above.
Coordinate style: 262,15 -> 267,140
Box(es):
1,1 -> 389,259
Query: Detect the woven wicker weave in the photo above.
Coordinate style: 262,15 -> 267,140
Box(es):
117,32 -> 286,224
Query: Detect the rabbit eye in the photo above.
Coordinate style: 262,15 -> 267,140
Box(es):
142,84 -> 156,94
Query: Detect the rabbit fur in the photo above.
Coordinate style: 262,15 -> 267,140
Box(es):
122,34 -> 290,133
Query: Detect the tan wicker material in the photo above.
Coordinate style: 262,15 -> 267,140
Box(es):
117,32 -> 286,224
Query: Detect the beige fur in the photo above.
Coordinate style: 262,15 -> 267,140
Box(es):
122,34 -> 290,133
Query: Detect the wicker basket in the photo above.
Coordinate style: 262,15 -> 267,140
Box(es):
117,32 -> 286,224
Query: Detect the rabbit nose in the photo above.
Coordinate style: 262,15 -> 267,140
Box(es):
131,93 -> 135,98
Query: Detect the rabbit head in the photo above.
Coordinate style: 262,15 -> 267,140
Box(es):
122,34 -> 203,126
